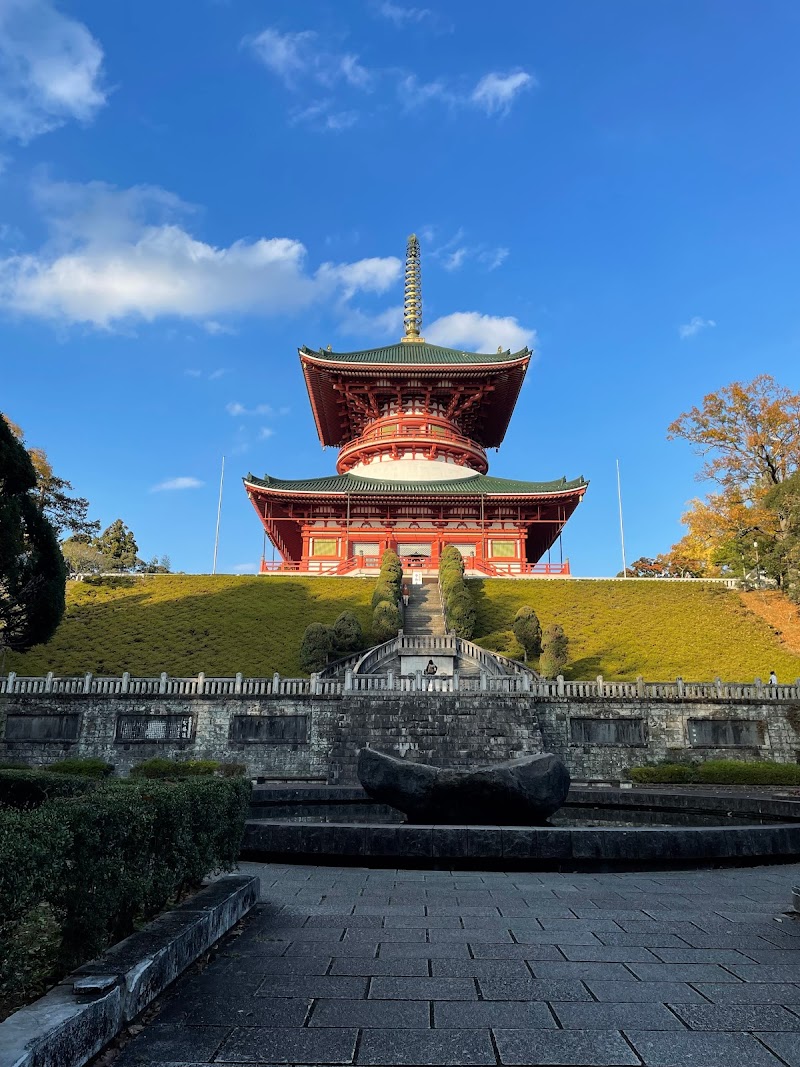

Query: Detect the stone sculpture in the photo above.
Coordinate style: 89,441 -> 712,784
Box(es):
357,747 -> 570,825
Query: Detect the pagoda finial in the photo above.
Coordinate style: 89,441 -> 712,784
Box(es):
401,233 -> 424,343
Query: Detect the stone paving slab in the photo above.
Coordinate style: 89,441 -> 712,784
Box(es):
114,861 -> 800,1067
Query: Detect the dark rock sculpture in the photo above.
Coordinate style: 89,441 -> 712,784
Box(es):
357,748 -> 570,825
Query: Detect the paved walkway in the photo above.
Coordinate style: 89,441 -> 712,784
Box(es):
118,862 -> 800,1066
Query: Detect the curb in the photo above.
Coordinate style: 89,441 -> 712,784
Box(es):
0,874 -> 258,1067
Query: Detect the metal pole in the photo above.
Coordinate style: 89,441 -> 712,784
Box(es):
616,459 -> 628,577
212,456 -> 225,574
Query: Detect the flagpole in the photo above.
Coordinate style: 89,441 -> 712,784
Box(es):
616,459 -> 628,578
212,456 -> 225,574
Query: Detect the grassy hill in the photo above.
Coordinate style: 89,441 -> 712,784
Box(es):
472,579 -> 800,682
4,574 -> 800,682
3,575 -> 375,678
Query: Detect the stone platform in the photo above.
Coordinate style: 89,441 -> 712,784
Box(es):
112,861 -> 800,1066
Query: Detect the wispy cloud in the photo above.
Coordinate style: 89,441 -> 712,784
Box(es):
471,71 -> 535,116
426,312 -> 535,353
226,402 -> 274,416
0,0 -> 107,143
151,476 -> 204,492
0,177 -> 401,328
259,427 -> 275,440
443,247 -> 467,271
185,366 -> 227,380
245,28 -> 372,92
679,316 -> 716,339
203,320 -> 235,336
426,228 -> 510,273
374,2 -> 452,33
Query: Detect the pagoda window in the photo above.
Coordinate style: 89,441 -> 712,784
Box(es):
489,540 -> 517,558
353,542 -> 380,555
398,543 -> 432,556
311,538 -> 339,556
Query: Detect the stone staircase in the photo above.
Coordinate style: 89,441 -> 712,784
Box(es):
402,579 -> 446,637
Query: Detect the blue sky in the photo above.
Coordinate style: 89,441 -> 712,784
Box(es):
2,0 -> 800,576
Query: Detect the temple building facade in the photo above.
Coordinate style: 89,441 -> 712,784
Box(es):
245,235 -> 588,575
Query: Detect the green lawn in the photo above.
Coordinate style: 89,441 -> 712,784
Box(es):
4,575 -> 374,678
472,579 -> 800,682
5,574 -> 800,682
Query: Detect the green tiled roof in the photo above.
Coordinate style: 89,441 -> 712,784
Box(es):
300,343 -> 530,366
245,472 -> 587,496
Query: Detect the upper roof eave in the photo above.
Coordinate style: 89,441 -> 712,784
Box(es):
244,472 -> 589,498
299,343 -> 532,369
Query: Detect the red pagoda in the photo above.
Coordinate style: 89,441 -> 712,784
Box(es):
245,235 -> 587,575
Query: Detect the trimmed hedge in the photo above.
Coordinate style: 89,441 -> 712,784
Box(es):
0,774 -> 250,1006
438,546 -> 476,638
628,759 -> 800,786
0,768 -> 101,810
129,758 -> 247,779
48,757 -> 113,778
372,550 -> 403,640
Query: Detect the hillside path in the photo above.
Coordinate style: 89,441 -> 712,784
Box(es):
113,861 -> 800,1066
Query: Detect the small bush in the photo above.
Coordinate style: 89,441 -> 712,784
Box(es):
371,580 -> 398,608
512,605 -> 542,660
372,599 -> 402,642
332,611 -> 364,655
129,757 -> 180,779
438,547 -> 476,638
299,621 -> 335,672
218,762 -> 247,777
539,622 -> 569,677
48,757 -> 114,778
0,769 -> 100,810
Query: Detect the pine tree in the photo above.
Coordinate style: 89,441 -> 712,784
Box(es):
0,416 -> 66,652
95,519 -> 139,572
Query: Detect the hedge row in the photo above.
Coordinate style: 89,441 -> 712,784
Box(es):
629,759 -> 800,785
439,546 -> 476,638
372,550 -> 402,641
0,773 -> 251,1006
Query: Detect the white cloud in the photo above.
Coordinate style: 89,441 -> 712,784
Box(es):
203,320 -> 235,336
443,247 -> 467,271
471,71 -> 535,115
259,426 -> 275,439
425,311 -> 535,353
151,476 -> 204,492
227,402 -> 274,416
376,2 -> 434,26
0,178 -> 402,327
480,247 -> 509,270
0,0 -> 107,142
337,303 -> 403,338
246,28 -> 372,93
208,367 -> 226,380
679,315 -> 716,339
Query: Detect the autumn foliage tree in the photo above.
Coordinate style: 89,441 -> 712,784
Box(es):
667,375 -> 800,597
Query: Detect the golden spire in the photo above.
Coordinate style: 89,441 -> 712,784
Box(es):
401,233 -> 424,343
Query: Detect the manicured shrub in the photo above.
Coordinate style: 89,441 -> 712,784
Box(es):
332,611 -> 364,655
438,547 -> 476,638
218,762 -> 247,777
0,776 -> 250,1008
372,600 -> 402,642
539,622 -> 569,677
48,757 -> 114,778
129,757 -> 181,779
0,768 -> 100,810
371,580 -> 398,608
299,622 -> 335,672
627,759 -> 800,785
628,764 -> 695,784
512,605 -> 542,661
129,758 -> 243,779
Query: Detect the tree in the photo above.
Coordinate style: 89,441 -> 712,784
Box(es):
299,623 -> 334,672
332,612 -> 364,656
95,520 -> 139,572
539,623 -> 569,677
0,416 -> 66,652
667,376 -> 800,591
61,537 -> 108,577
512,605 -> 542,661
3,417 -> 99,539
137,555 -> 172,574
372,600 -> 402,642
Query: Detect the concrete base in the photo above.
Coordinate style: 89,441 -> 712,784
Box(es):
0,875 -> 258,1067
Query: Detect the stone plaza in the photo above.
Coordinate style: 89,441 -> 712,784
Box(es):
113,860 -> 800,1067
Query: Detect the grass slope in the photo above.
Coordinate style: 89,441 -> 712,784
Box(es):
4,575 -> 375,678
473,579 -> 800,682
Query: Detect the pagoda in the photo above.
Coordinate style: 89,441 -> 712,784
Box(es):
245,235 -> 588,575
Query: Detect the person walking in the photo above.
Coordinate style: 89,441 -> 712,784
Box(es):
769,669 -> 778,685
402,583 -> 409,607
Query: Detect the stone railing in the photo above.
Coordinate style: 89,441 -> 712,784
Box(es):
3,671 -> 800,700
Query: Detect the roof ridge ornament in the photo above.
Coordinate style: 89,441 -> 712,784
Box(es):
401,233 -> 424,343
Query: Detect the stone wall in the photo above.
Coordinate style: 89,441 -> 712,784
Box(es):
2,692 -> 799,781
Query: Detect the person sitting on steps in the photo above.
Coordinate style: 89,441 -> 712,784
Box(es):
424,659 -> 438,676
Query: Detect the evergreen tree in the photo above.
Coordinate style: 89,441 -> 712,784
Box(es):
512,605 -> 542,660
95,520 -> 138,572
0,416 -> 66,652
299,623 -> 334,673
539,623 -> 569,677
332,611 -> 364,656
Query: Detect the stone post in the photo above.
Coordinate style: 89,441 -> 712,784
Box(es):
234,671 -> 243,695
159,671 -> 168,695
273,672 -> 281,694
417,670 -> 424,692
344,669 -> 353,692
556,674 -> 565,698
636,675 -> 645,698
715,676 -> 723,698
596,674 -> 604,697
4,671 -> 16,694
480,671 -> 488,692
45,671 -> 53,693
310,672 -> 320,695
521,672 -> 530,693
197,672 -> 206,695
387,670 -> 394,691
121,671 -> 130,694
84,672 -> 93,694
676,676 -> 684,698
755,677 -> 764,698
452,668 -> 459,692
